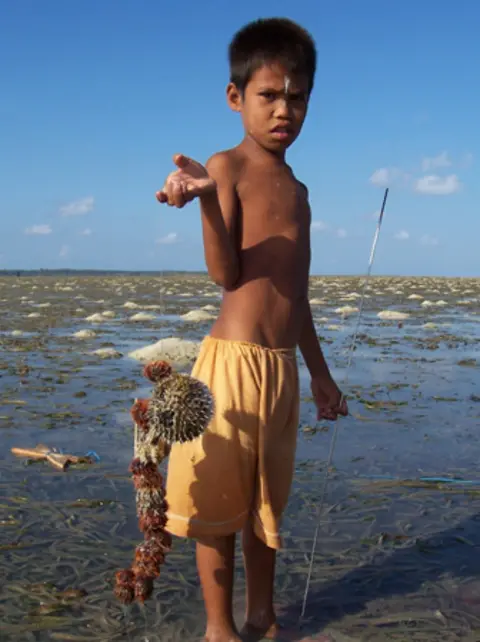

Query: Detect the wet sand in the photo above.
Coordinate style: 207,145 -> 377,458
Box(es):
1,273 -> 479,641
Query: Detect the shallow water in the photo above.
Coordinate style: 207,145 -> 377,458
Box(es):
1,274 -> 480,641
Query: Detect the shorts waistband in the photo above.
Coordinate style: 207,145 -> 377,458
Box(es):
203,335 -> 296,357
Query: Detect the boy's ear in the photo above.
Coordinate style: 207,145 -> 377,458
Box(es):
226,82 -> 242,112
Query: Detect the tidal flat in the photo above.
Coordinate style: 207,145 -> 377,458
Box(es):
1,273 -> 479,641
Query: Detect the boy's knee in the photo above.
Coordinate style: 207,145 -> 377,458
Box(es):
196,533 -> 236,550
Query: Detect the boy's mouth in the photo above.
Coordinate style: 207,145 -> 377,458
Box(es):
270,125 -> 293,140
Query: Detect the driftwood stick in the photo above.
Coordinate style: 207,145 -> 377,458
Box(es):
11,444 -> 93,472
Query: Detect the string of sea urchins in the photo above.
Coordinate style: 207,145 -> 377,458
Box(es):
114,360 -> 214,605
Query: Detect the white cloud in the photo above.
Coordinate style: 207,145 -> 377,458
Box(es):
25,224 -> 52,235
421,151 -> 451,172
369,168 -> 391,187
156,232 -> 178,245
420,234 -> 439,246
79,228 -> 92,236
59,196 -> 94,216
415,174 -> 461,195
394,230 -> 410,241
311,222 -> 347,238
369,167 -> 407,188
311,220 -> 328,232
59,244 -> 70,258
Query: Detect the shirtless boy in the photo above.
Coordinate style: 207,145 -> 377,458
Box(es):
156,17 -> 348,642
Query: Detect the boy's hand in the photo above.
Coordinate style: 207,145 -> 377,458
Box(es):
311,374 -> 348,421
156,154 -> 216,208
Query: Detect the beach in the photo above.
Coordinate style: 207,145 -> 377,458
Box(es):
1,273 -> 479,641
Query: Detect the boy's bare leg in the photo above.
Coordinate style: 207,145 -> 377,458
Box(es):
196,535 -> 242,642
240,516 -> 279,639
241,518 -> 331,641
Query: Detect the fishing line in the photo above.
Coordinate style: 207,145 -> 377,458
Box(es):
299,187 -> 390,622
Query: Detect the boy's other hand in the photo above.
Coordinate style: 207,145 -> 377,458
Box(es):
310,375 -> 348,421
156,154 -> 216,208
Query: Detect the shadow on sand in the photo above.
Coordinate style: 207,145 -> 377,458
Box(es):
278,506 -> 480,639
169,401 -> 480,640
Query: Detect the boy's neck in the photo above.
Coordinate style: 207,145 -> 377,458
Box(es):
240,134 -> 287,165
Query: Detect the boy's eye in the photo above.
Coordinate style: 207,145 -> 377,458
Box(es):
290,92 -> 306,103
259,91 -> 307,104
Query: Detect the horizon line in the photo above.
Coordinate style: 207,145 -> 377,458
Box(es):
0,269 -> 478,279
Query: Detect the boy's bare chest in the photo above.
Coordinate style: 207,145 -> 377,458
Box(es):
237,170 -> 309,237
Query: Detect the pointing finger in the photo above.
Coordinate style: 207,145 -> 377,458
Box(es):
173,153 -> 191,169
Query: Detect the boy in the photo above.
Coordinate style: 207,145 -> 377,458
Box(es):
156,17 -> 348,642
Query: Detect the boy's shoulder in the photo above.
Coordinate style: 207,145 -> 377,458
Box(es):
297,179 -> 309,197
205,147 -> 309,199
205,146 -> 245,177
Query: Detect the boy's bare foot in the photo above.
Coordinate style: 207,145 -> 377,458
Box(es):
241,621 -> 334,641
205,626 -> 243,642
241,621 -> 282,640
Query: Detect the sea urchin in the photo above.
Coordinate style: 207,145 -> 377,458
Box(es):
114,359 -> 214,605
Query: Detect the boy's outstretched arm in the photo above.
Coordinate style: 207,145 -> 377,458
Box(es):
156,153 -> 240,290
200,153 -> 240,289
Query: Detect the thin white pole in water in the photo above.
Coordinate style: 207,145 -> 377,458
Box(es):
299,187 -> 389,622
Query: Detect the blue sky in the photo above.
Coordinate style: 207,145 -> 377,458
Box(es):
1,0 -> 478,277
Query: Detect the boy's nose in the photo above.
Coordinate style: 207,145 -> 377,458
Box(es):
273,98 -> 291,117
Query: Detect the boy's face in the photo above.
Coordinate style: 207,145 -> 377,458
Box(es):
227,63 -> 310,155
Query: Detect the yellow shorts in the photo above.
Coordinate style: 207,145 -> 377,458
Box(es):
165,335 -> 300,549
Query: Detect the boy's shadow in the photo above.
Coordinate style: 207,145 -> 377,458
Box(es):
177,398 -> 480,639
280,504 -> 480,637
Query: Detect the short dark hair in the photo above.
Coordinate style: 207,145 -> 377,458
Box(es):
228,17 -> 317,95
